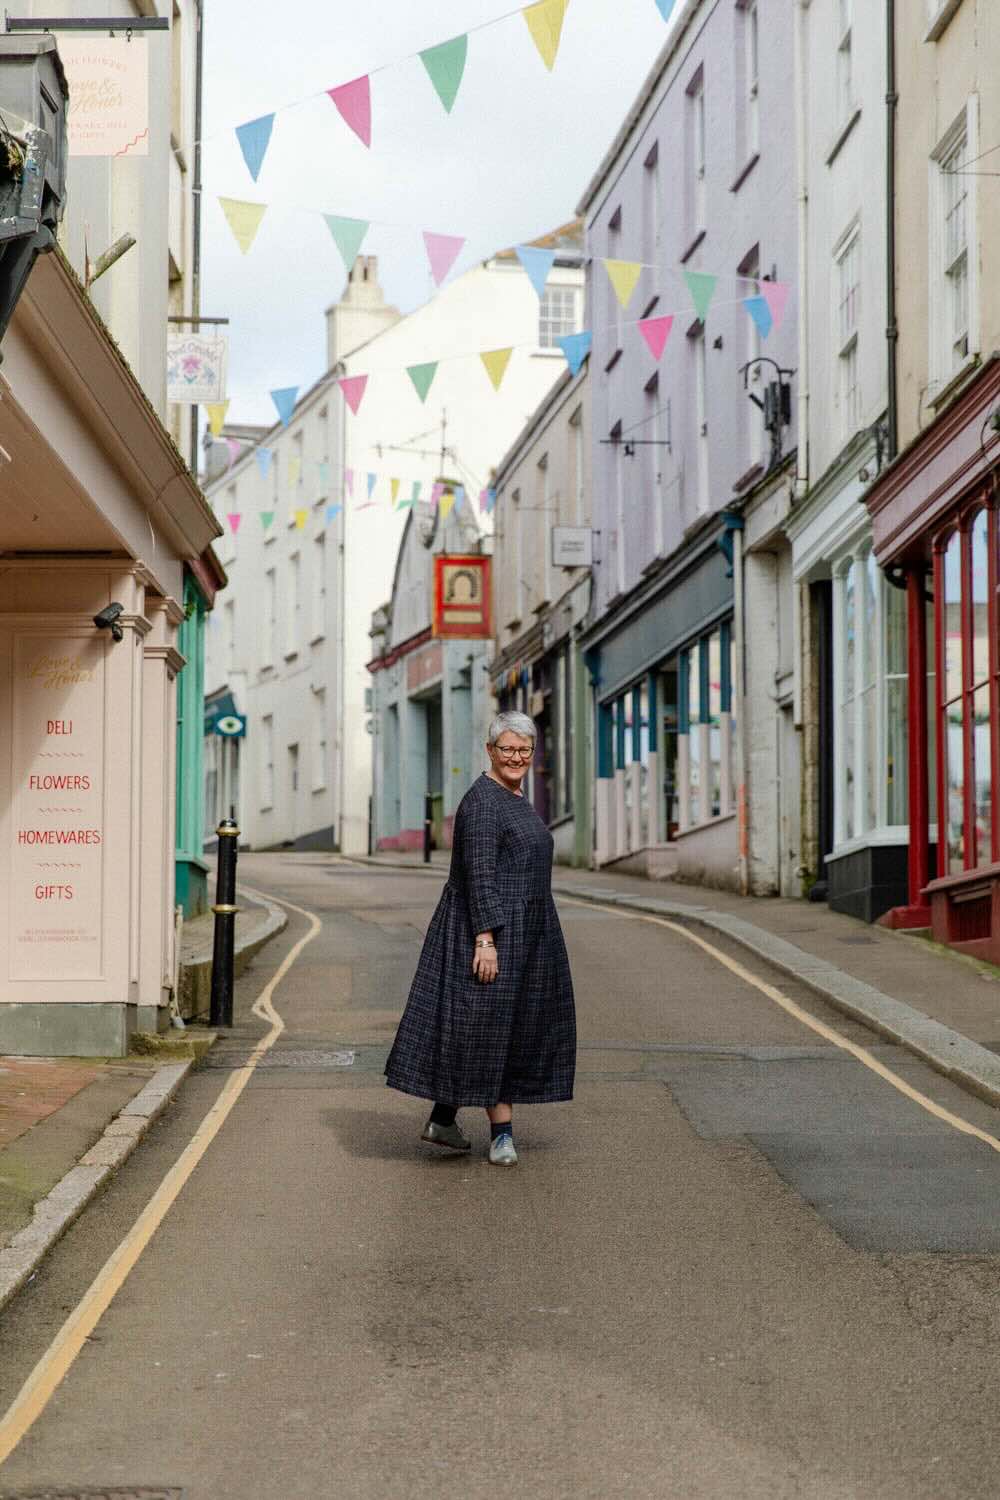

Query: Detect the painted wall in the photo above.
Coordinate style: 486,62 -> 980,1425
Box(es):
580,0 -> 798,617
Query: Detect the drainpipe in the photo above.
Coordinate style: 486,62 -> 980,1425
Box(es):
886,0 -> 899,460
794,0 -> 810,498
189,0 -> 204,473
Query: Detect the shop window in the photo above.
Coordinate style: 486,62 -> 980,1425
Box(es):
840,559 -> 857,840
662,661 -> 680,840
971,509 -> 992,863
678,625 -> 734,830
941,528 -> 964,872
884,579 -> 909,826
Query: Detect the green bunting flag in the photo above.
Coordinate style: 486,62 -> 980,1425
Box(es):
419,35 -> 468,113
407,361 -> 439,403
683,270 -> 718,322
324,215 -> 370,274
260,511 -> 275,529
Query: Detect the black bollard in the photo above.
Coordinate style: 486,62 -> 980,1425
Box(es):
209,816 -> 240,1028
423,792 -> 432,864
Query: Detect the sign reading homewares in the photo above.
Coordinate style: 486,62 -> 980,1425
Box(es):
61,37 -> 149,157
433,555 -> 491,639
167,332 -> 229,404
11,637 -> 105,980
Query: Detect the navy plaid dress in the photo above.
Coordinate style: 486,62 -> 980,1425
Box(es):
384,772 -> 576,1107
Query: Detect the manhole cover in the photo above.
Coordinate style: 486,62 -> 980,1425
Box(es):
204,1048 -> 356,1070
0,1489 -> 184,1499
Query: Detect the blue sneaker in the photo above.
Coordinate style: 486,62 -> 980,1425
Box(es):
488,1131 -> 518,1166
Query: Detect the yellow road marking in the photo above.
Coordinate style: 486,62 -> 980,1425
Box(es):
0,888 -> 321,1468
561,895 -> 1000,1154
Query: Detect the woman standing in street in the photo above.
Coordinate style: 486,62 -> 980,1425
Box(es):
384,711 -> 576,1165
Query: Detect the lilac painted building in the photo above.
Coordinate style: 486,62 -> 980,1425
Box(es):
576,0 -> 797,887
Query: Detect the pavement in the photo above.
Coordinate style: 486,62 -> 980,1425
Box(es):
0,880 -> 286,1317
6,854 -> 1000,1494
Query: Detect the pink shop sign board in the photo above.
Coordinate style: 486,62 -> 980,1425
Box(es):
61,37 -> 149,157
9,637 -> 105,981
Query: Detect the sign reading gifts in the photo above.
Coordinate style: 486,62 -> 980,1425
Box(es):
433,555 -> 492,639
10,639 -> 105,980
61,37 -> 149,157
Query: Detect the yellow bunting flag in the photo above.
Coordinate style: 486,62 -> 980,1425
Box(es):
218,196 -> 267,255
288,454 -> 301,487
603,258 -> 643,310
206,401 -> 229,438
294,508 -> 307,530
480,347 -> 514,392
439,490 -> 456,520
390,478 -> 400,504
523,0 -> 570,71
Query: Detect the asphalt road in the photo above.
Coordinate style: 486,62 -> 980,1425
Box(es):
3,854 -> 1000,1498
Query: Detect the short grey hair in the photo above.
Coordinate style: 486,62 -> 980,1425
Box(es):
487,710 -> 537,746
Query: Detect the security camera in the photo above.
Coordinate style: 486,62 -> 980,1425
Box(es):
93,602 -> 125,642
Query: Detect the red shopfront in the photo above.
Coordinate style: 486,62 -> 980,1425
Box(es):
866,356 -> 1000,961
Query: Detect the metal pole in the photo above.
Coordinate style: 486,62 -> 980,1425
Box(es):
209,817 -> 239,1027
423,792 -> 432,864
189,0 -> 205,472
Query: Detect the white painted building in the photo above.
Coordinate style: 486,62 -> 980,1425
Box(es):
205,236 -> 584,853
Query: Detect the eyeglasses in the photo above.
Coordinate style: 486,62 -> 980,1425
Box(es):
493,744 -> 533,760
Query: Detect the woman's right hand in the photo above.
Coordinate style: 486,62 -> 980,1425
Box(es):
473,933 -> 498,983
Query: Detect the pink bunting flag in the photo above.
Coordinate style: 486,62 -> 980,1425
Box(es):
423,231 -> 465,287
224,437 -> 243,469
761,281 -> 791,332
345,468 -> 354,496
338,374 -> 369,415
431,482 -> 444,507
227,513 -> 242,535
638,314 -> 674,361
328,76 -> 371,148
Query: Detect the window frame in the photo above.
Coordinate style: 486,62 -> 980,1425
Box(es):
834,225 -> 861,439
929,97 -> 980,390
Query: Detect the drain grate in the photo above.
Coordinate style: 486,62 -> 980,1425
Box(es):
0,1489 -> 184,1499
204,1047 -> 356,1070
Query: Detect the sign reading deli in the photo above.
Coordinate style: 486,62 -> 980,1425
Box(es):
432,555 -> 492,639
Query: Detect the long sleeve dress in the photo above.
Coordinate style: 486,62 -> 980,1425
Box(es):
384,772 -> 576,1108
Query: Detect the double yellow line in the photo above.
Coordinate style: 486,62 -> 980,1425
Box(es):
0,889 -> 321,1468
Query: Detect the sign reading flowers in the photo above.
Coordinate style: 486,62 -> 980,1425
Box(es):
61,38 -> 149,157
166,332 -> 229,404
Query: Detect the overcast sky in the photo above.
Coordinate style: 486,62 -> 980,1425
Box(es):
199,0 -> 672,427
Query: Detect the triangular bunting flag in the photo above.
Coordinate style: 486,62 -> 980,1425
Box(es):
260,511 -> 275,529
485,488 -> 497,514
480,347 -> 513,391
423,231 -> 465,286
556,330 -> 592,376
743,296 -> 773,339
367,472 -> 377,498
603,258 -> 642,310
294,508 -> 307,530
338,374 -> 368,415
407,361 -> 439,403
225,437 -> 242,469
227,513 -> 242,534
638,314 -> 674,360
324,215 -> 369,275
419,35 -> 468,113
235,113 -> 274,182
206,401 -> 229,438
761,281 -> 791,332
684,270 -> 718,322
439,491 -> 456,520
317,460 -> 330,489
522,0 -> 570,71
453,485 -> 465,512
345,468 -> 354,496
218,197 -> 267,255
390,478 -> 400,504
431,482 -> 444,507
654,0 -> 677,17
255,447 -> 273,478
411,481 -> 422,503
270,387 -> 298,427
515,244 -> 556,299
328,76 -> 371,148
326,503 -> 343,523
479,488 -> 489,512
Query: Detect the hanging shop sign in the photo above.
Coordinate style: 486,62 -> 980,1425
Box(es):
61,37 -> 149,157
167,331 -> 229,405
552,526 -> 593,568
433,555 -> 492,639
214,713 -> 247,739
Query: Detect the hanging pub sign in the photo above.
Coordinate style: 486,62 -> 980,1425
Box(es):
433,555 -> 492,639
61,37 -> 149,157
167,331 -> 229,404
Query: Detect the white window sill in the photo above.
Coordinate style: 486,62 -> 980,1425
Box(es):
927,352 -> 981,412
312,783 -> 327,794
283,649 -> 299,662
310,632 -> 326,646
826,106 -> 861,167
260,803 -> 273,813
